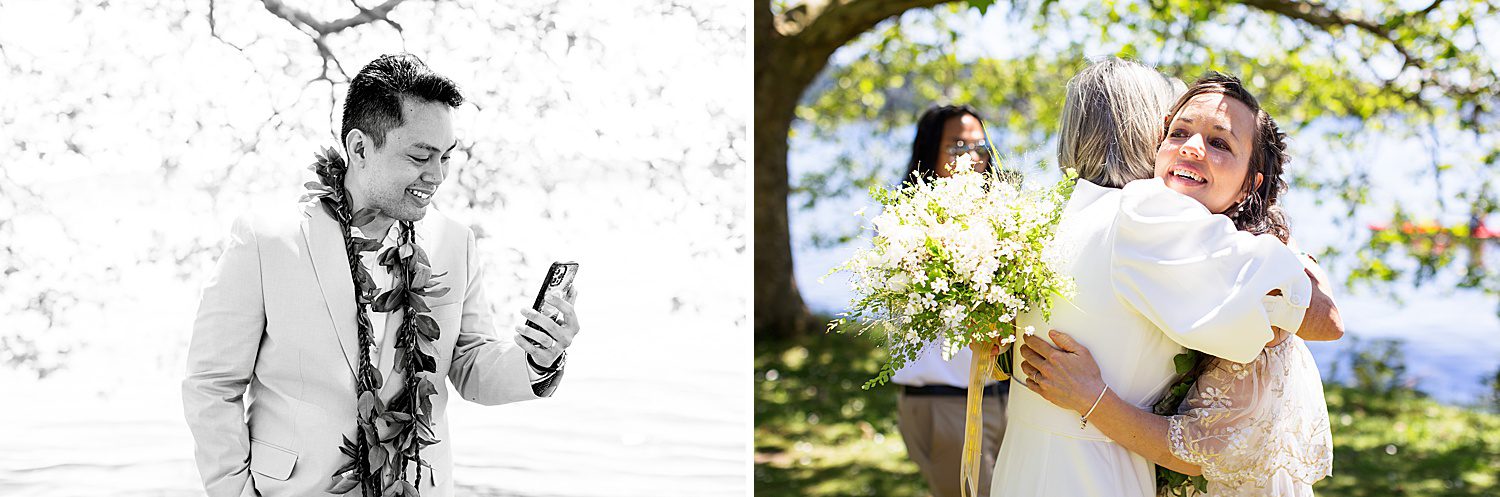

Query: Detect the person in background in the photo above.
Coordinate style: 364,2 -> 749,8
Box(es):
892,104 -> 1007,497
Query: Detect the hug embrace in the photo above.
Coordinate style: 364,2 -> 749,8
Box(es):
843,57 -> 1346,497
990,58 -> 1342,497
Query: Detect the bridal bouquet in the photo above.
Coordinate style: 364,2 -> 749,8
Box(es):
829,156 -> 1078,389
830,155 -> 1077,497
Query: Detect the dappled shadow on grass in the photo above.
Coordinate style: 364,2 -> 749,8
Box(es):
1317,386 -> 1500,496
756,327 -> 1500,497
755,328 -> 927,497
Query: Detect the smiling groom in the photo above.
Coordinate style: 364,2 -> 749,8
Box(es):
182,53 -> 580,497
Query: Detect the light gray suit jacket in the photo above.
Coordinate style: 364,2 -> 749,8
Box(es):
182,201 -> 541,496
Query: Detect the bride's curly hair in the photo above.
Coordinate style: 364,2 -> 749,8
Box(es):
1162,73 -> 1292,243
1156,74 -> 1296,424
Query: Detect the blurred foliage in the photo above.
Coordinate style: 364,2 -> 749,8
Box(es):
1488,367 -> 1500,414
1329,337 -> 1414,398
783,0 -> 1500,309
0,0 -> 746,376
755,325 -> 1500,496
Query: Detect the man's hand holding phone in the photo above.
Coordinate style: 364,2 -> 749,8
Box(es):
515,265 -> 581,368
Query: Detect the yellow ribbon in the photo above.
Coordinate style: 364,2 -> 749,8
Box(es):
960,338 -> 1004,497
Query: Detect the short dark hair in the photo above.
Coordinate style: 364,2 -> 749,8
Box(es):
904,104 -> 985,184
1163,72 -> 1291,242
341,53 -> 464,149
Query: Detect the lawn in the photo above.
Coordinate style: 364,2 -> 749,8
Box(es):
755,330 -> 1500,496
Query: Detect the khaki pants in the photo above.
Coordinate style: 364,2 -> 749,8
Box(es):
897,390 -> 1008,497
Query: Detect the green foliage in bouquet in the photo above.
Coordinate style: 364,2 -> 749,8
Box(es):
828,161 -> 1078,389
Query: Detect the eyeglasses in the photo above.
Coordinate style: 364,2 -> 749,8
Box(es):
945,141 -> 994,159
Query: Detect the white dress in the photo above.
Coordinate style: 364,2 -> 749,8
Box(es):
989,179 -> 1312,497
1167,335 -> 1333,496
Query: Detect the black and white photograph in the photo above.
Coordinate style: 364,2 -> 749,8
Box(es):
0,1 -> 747,496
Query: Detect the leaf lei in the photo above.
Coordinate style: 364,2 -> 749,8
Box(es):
1154,350 -> 1210,496
304,147 -> 449,496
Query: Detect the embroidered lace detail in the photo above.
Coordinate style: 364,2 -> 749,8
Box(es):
1165,337 -> 1333,496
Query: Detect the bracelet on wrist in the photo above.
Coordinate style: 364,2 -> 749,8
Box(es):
1080,385 -> 1109,429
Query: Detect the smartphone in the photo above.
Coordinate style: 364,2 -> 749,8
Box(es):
525,261 -> 579,344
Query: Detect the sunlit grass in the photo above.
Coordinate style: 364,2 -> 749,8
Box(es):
755,329 -> 925,497
756,326 -> 1500,497
1318,386 -> 1500,496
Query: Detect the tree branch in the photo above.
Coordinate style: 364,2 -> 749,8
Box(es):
765,0 -> 954,112
1236,0 -> 1499,117
257,0 -> 406,83
1410,0 -> 1448,20
311,35 -> 350,81
778,0 -> 951,51
1236,0 -> 1419,69
206,0 -> 257,65
348,0 -> 404,34
259,0 -> 407,36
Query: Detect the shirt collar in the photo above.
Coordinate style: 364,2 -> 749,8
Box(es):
350,222 -> 402,248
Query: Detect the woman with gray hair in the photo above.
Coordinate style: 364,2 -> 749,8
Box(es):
985,59 -> 1342,496
1056,57 -> 1185,188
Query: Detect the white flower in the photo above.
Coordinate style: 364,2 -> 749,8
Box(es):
887,273 -> 910,292
953,154 -> 976,174
931,278 -> 949,293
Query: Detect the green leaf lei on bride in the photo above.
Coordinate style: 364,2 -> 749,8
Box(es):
1154,350 -> 1210,496
304,147 -> 450,496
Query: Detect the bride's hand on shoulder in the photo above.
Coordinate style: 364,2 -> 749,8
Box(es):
1019,330 -> 1107,414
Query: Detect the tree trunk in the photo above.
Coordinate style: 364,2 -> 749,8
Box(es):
754,0 -> 950,339
755,3 -> 816,339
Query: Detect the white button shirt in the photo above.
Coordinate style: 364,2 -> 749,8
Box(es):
352,223 -> 548,383
351,225 -> 401,362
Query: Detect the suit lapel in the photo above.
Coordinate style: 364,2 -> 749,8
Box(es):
301,202 -> 359,376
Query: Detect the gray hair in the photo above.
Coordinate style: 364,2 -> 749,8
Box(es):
1057,57 -> 1185,187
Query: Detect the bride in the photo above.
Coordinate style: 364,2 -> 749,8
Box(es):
987,59 -> 1341,496
1015,69 -> 1337,496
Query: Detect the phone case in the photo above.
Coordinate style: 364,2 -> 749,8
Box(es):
526,262 -> 579,340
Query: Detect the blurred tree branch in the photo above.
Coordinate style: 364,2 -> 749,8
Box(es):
207,0 -> 248,52
1238,0 -> 1415,64
256,0 -> 409,82
259,0 -> 406,36
3,0 -> 745,377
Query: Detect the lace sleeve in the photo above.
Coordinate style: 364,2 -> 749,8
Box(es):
1166,337 -> 1333,493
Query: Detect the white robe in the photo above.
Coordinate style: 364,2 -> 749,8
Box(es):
989,178 -> 1311,497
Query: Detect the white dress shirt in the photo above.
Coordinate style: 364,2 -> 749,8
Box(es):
352,225 -> 400,362
351,224 -> 549,384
